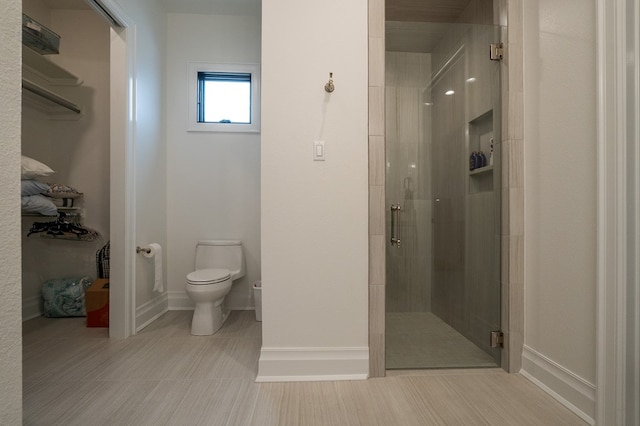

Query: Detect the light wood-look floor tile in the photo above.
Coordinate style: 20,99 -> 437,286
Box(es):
23,310 -> 586,425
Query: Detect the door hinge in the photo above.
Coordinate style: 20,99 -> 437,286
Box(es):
490,43 -> 504,61
490,331 -> 504,348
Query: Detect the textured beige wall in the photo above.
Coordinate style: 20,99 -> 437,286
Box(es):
0,0 -> 23,422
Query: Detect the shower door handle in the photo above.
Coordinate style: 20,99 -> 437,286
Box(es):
390,204 -> 401,247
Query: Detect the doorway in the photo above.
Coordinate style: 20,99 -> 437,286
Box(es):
368,0 -> 524,379
384,19 -> 503,369
20,1 -> 112,326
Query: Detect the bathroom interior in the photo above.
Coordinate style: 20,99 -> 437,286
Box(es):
20,0 -> 261,349
20,0 -> 502,374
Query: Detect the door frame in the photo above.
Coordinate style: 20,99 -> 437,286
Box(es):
100,0 -> 137,339
367,0 -> 523,376
596,0 -> 640,423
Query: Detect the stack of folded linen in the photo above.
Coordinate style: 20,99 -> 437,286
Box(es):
20,155 -> 83,216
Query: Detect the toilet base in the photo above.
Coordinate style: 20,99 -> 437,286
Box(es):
190,302 -> 231,336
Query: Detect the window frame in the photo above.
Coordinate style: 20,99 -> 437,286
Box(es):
188,62 -> 261,133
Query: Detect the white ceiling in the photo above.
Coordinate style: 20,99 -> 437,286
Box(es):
41,0 -> 475,21
161,0 -> 260,15
42,0 -> 90,9
40,0 -> 461,54
42,0 -> 261,15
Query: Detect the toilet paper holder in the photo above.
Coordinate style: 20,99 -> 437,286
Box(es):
136,246 -> 151,254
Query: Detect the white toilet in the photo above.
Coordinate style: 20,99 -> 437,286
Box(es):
185,240 -> 245,335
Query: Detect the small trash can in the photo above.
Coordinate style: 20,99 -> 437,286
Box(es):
253,281 -> 262,322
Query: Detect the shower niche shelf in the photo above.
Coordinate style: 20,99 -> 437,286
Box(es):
468,110 -> 495,194
469,165 -> 493,176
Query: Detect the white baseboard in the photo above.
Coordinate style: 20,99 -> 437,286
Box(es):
22,295 -> 42,321
136,292 -> 168,332
256,346 -> 369,382
520,345 -> 595,425
168,291 -> 193,310
168,290 -> 255,311
26,290 -> 251,322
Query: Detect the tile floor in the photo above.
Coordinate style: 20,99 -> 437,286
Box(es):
23,310 -> 587,425
386,312 -> 498,369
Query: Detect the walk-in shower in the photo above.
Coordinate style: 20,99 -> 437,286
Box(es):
385,18 -> 503,369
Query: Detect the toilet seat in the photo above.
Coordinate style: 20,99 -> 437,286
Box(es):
187,268 -> 231,285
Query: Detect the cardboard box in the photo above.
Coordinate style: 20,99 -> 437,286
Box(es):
86,278 -> 109,327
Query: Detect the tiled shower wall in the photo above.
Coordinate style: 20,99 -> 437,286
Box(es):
385,52 -> 432,314
368,0 -> 386,377
499,0 -> 524,373
368,0 -> 524,377
429,22 -> 503,360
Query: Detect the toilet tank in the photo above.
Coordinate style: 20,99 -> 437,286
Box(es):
195,240 -> 245,280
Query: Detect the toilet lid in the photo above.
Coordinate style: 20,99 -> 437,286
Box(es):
187,268 -> 231,285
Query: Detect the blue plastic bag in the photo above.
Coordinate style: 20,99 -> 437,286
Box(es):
42,276 -> 93,317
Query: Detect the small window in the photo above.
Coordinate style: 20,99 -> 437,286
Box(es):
197,72 -> 251,124
188,63 -> 260,133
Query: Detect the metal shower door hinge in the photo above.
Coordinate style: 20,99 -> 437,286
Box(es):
490,331 -> 504,348
490,43 -> 504,61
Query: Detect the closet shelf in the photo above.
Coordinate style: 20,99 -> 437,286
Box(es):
37,231 -> 100,242
23,14 -> 60,55
22,209 -> 82,218
22,46 -> 83,116
22,46 -> 82,86
22,213 -> 57,218
22,78 -> 81,114
24,210 -> 100,242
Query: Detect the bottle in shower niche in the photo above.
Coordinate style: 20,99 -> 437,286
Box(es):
469,152 -> 478,170
478,151 -> 487,168
489,138 -> 494,166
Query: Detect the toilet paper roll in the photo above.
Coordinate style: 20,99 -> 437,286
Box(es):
142,243 -> 163,292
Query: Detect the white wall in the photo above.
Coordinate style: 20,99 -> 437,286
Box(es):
22,0 -> 49,25
115,0 -> 169,328
165,13 -> 261,310
522,0 -> 597,421
0,0 -> 22,422
49,9 -> 111,238
259,0 -> 369,380
21,2 -> 111,320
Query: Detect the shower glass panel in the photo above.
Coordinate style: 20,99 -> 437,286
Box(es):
385,21 -> 503,369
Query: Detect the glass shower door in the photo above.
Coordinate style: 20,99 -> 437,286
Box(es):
385,22 -> 503,369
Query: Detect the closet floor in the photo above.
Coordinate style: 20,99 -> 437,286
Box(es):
23,310 -> 587,425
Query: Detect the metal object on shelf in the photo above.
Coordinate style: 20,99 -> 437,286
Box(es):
22,14 -> 60,55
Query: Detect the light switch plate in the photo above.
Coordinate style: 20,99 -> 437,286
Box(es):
314,140 -> 325,161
